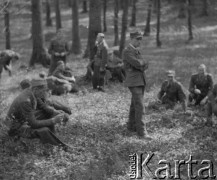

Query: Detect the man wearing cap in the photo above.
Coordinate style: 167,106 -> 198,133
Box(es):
122,31 -> 148,137
188,64 -> 213,106
158,70 -> 186,111
7,79 -> 70,148
92,33 -> 109,92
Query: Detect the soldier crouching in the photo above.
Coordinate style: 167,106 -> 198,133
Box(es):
7,79 -> 71,149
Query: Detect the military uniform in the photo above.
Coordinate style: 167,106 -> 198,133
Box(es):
189,73 -> 213,105
51,61 -> 78,93
92,42 -> 108,90
123,39 -> 148,137
48,37 -> 69,76
206,84 -> 217,126
7,80 -> 70,147
158,80 -> 186,109
0,50 -> 19,78
107,51 -> 125,82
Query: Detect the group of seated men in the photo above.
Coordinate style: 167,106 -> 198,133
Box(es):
156,63 -> 217,126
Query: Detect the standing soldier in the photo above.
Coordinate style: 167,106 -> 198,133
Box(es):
92,33 -> 109,92
48,29 -> 69,76
122,31 -> 148,138
158,70 -> 186,111
188,64 -> 213,106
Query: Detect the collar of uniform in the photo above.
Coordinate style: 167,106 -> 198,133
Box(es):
129,44 -> 140,53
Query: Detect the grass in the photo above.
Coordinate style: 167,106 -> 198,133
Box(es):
1,1 -> 217,179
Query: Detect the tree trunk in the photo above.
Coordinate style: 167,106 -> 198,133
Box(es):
153,0 -> 157,13
144,0 -> 152,36
178,1 -> 186,18
72,0 -> 81,54
55,0 -> 62,31
83,0 -> 102,59
130,0 -> 137,27
4,2 -> 11,50
103,0 -> 107,32
68,0 -> 72,7
156,0 -> 161,47
82,0 -> 88,13
187,0 -> 193,41
119,0 -> 129,57
30,0 -> 50,67
200,0 -> 209,16
114,0 -> 119,46
46,0 -> 52,26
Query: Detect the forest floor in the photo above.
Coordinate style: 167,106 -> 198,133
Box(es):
1,1 -> 217,179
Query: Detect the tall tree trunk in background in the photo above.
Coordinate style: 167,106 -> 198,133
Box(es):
103,0 -> 107,32
187,0 -> 193,41
82,0 -> 88,13
72,0 -> 81,54
153,0 -> 157,13
55,0 -> 62,31
46,0 -> 52,26
200,0 -> 209,16
120,0 -> 124,10
119,0 -> 129,57
30,0 -> 50,67
178,0 -> 186,18
4,2 -> 11,49
68,0 -> 72,7
156,0 -> 161,47
144,0 -> 152,36
84,0 -> 101,59
130,0 -> 137,27
114,0 -> 119,46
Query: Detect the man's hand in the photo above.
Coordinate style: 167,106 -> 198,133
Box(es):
52,113 -> 65,124
100,67 -> 105,72
194,89 -> 201,94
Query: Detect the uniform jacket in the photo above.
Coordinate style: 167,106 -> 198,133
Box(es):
122,45 -> 147,87
48,38 -> 69,54
207,84 -> 217,117
7,89 -> 55,136
158,80 -> 186,103
189,73 -> 213,96
94,41 -> 108,69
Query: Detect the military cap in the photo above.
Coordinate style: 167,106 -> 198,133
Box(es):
31,79 -> 48,89
167,70 -> 175,77
130,31 -> 143,39
97,33 -> 105,38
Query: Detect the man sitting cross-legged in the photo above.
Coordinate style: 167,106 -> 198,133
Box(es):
7,79 -> 70,149
158,70 -> 187,112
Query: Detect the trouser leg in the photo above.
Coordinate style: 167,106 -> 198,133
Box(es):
127,96 -> 136,132
92,65 -> 99,89
98,70 -> 106,88
129,86 -> 145,137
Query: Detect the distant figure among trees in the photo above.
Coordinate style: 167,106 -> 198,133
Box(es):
0,50 -> 20,79
91,33 -> 109,92
48,29 -> 69,76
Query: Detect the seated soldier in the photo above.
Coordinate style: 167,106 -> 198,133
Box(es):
7,79 -> 71,149
52,61 -> 78,93
188,64 -> 213,106
107,50 -> 125,83
0,50 -> 20,79
19,78 -> 72,114
206,84 -> 217,126
158,70 -> 186,112
48,29 -> 69,76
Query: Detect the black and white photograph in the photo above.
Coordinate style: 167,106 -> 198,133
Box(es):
0,0 -> 217,179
